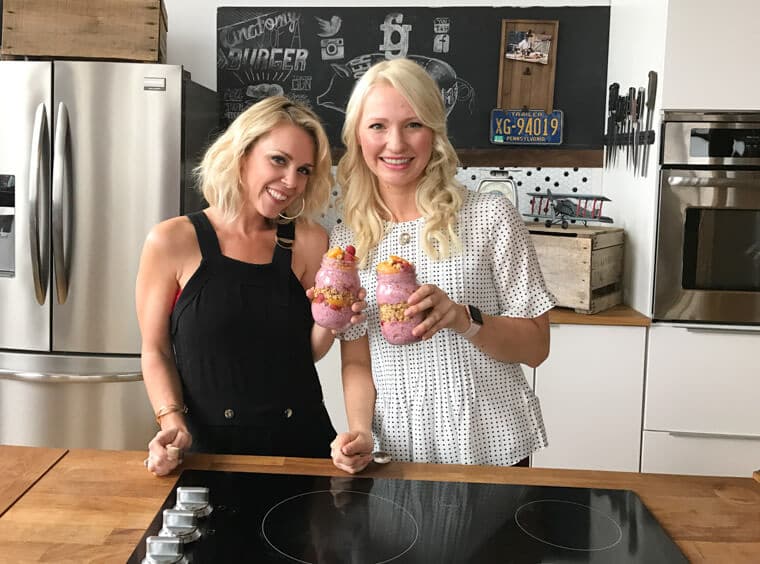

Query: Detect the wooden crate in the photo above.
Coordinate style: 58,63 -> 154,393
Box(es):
1,0 -> 167,63
528,224 -> 624,314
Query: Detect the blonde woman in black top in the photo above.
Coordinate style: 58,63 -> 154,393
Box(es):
136,97 -> 364,476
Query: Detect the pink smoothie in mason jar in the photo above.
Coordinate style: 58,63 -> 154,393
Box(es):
376,256 -> 423,345
311,246 -> 360,331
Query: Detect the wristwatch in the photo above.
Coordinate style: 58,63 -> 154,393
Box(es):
460,305 -> 484,339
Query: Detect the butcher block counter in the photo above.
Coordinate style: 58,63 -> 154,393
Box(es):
548,304 -> 651,326
0,445 -> 66,516
0,448 -> 758,562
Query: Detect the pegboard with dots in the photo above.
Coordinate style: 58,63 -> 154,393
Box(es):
318,166 -> 602,232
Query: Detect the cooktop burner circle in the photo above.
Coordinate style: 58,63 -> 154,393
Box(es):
261,489 -> 419,563
514,499 -> 623,552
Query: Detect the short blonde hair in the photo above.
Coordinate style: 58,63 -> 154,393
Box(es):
196,96 -> 332,222
337,58 -> 463,266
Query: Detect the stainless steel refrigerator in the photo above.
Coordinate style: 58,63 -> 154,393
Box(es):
0,61 -> 217,450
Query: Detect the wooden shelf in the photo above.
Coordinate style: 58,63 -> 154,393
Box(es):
331,148 -> 603,169
456,148 -> 602,168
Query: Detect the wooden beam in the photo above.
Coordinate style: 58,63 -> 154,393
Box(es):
331,148 -> 603,169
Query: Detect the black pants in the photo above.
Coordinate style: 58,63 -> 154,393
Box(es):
187,404 -> 336,458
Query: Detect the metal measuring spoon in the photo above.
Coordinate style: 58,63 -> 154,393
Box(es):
372,451 -> 391,464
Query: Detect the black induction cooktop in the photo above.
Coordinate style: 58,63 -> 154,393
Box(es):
128,469 -> 688,563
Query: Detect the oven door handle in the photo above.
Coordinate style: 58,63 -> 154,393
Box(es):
668,431 -> 760,441
667,175 -> 760,188
671,324 -> 760,334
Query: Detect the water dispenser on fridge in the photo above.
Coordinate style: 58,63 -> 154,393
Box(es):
0,174 -> 14,276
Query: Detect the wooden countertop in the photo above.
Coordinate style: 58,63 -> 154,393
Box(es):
548,304 -> 651,327
0,449 -> 757,562
0,445 -> 67,517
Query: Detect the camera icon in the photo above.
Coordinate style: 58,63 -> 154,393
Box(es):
321,37 -> 344,60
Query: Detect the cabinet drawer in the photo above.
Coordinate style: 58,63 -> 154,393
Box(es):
641,430 -> 760,478
645,325 -> 760,434
532,325 -> 644,472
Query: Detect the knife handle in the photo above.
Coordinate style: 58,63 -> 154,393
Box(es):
636,87 -> 645,123
646,71 -> 658,111
628,87 -> 637,121
608,82 -> 619,113
616,94 -> 628,129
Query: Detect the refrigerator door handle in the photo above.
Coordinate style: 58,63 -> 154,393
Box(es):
28,103 -> 50,305
0,368 -> 143,383
52,102 -> 70,304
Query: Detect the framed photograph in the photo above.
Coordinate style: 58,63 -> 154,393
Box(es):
505,29 -> 552,65
496,19 -> 559,113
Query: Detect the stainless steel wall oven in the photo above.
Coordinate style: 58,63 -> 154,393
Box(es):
653,110 -> 760,324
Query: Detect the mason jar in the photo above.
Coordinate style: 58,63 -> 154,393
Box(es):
376,265 -> 423,345
311,255 -> 360,331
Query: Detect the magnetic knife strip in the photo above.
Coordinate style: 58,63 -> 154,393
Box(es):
603,70 -> 658,177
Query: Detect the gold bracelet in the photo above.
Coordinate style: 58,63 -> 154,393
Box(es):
155,403 -> 188,424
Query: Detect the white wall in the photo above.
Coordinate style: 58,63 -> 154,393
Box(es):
601,0 -> 760,316
663,0 -> 760,110
601,0 -> 668,316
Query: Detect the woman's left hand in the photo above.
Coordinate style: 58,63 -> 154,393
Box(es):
405,284 -> 466,340
144,426 -> 192,477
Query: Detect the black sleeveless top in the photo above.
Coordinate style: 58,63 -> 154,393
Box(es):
170,211 -> 335,457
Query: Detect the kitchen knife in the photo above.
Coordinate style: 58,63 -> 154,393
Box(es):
637,87 -> 646,175
634,87 -> 644,176
641,70 -> 658,177
606,83 -> 619,168
619,93 -> 627,169
627,87 -> 636,170
615,94 -> 627,167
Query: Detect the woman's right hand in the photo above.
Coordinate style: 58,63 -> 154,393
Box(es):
348,287 -> 368,327
145,426 -> 193,476
306,286 -> 368,331
330,431 -> 374,474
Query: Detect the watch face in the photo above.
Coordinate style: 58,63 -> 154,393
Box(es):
469,305 -> 484,325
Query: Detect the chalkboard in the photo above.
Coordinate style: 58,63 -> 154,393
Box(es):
217,6 -> 609,150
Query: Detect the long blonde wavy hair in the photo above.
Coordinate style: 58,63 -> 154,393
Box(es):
195,96 -> 333,223
337,58 -> 464,267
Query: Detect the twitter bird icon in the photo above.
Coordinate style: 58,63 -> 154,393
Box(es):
315,15 -> 342,37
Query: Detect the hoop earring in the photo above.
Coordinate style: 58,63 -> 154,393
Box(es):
278,197 -> 305,221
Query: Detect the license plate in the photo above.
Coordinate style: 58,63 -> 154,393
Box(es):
490,109 -> 563,146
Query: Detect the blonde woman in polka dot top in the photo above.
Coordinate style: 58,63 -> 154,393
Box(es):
329,58 -> 556,473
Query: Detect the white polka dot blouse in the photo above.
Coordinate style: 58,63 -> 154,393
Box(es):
331,189 -> 556,466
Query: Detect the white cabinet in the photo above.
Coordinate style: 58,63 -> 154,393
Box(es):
641,431 -> 760,478
532,323 -> 646,472
663,0 -> 760,110
316,341 -> 347,434
642,325 -> 760,477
